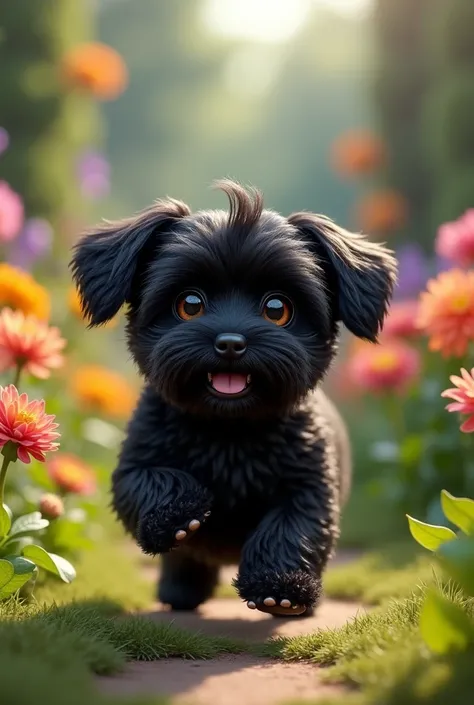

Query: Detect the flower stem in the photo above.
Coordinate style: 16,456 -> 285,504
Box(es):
12,363 -> 23,388
0,454 -> 10,508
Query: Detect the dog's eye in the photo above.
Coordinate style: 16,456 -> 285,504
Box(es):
262,296 -> 293,327
175,292 -> 205,321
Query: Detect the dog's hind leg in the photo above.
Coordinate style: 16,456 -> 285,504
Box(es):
158,551 -> 219,611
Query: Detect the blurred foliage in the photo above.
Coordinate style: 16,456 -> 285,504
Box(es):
98,0 -> 372,224
0,1 -> 100,230
373,0 -> 432,246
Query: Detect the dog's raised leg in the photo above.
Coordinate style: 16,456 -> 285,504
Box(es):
233,487 -> 337,617
158,551 -> 219,611
112,464 -> 213,556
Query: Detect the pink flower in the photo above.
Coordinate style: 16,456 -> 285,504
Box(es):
0,308 -> 66,379
0,181 -> 24,242
39,493 -> 64,519
441,368 -> 474,432
0,385 -> 60,463
436,210 -> 474,267
347,340 -> 420,393
383,300 -> 420,339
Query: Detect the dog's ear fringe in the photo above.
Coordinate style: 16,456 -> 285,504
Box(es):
70,198 -> 190,326
288,211 -> 398,342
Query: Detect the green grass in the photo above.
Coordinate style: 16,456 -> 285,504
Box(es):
324,542 -> 435,605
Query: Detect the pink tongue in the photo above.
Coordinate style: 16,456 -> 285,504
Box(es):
211,373 -> 247,395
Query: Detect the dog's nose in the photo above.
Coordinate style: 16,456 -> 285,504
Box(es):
214,333 -> 247,359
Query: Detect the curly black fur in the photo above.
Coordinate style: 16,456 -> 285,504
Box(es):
70,179 -> 397,616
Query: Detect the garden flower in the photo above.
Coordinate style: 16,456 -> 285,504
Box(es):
0,127 -> 9,155
417,269 -> 474,357
0,181 -> 24,242
0,308 -> 66,379
77,150 -> 110,200
0,263 -> 51,320
347,340 -> 420,393
441,368 -> 474,432
70,365 -> 137,418
8,218 -> 53,271
395,243 -> 429,299
47,453 -> 96,495
436,210 -> 474,267
0,385 -> 59,463
331,130 -> 386,177
383,300 -> 420,339
355,190 -> 408,234
62,42 -> 128,100
39,493 -> 64,519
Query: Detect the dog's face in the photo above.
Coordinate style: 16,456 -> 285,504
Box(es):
71,181 -> 397,419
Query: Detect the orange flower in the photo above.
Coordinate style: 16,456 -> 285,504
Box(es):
0,385 -> 59,463
70,365 -> 137,419
441,368 -> 474,432
0,263 -> 50,320
39,492 -> 65,519
347,340 -> 420,393
417,269 -> 474,357
356,190 -> 408,234
68,287 -> 118,329
47,453 -> 96,495
383,300 -> 420,339
331,130 -> 386,177
62,42 -> 128,100
0,308 -> 66,379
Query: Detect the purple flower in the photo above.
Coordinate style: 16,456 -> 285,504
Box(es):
8,218 -> 53,271
77,149 -> 110,200
395,243 -> 429,300
0,127 -> 9,155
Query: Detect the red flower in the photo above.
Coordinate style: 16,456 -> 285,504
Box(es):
441,368 -> 474,432
0,385 -> 60,463
436,210 -> 474,267
347,340 -> 420,393
47,453 -> 96,495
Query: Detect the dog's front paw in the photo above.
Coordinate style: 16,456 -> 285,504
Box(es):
136,486 -> 212,556
233,568 -> 321,617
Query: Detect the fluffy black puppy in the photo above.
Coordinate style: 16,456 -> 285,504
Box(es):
71,180 -> 397,617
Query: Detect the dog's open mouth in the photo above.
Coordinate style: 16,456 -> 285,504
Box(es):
207,373 -> 251,397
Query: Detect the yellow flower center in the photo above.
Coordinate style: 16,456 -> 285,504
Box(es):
18,410 -> 37,424
371,351 -> 399,372
450,293 -> 471,313
58,461 -> 86,485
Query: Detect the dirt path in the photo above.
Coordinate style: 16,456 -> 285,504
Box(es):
97,552 -> 364,705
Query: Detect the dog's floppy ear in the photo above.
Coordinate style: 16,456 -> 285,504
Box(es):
70,199 -> 190,326
288,212 -> 397,342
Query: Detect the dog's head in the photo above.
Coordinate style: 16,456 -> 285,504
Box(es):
71,180 -> 397,418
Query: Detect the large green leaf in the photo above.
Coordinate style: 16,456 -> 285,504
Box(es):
0,556 -> 36,599
420,589 -> 474,654
0,559 -> 14,589
22,544 -> 76,583
0,503 -> 12,540
10,512 -> 49,538
441,490 -> 474,536
406,515 -> 457,551
437,536 -> 474,595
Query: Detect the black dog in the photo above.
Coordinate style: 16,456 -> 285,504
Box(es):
71,180 -> 397,617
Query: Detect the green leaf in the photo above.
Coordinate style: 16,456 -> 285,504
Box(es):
0,503 -> 12,539
406,515 -> 457,551
0,556 -> 37,599
22,544 -> 76,583
437,536 -> 474,595
10,512 -> 49,538
420,589 -> 474,654
0,559 -> 14,589
441,490 -> 474,536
